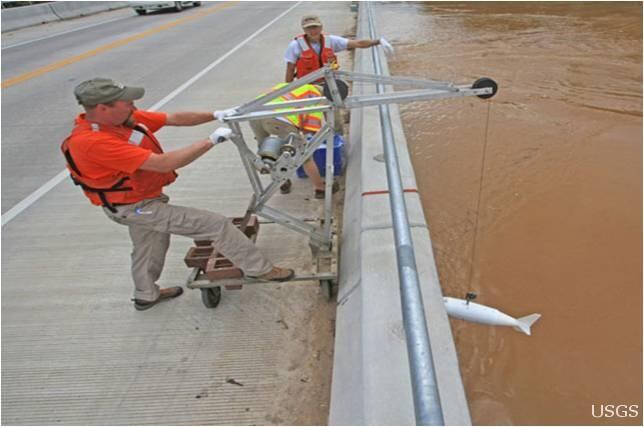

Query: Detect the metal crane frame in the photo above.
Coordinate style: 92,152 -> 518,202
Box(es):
222,65 -> 494,251
185,65 -> 496,302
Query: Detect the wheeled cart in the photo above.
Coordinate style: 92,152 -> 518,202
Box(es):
183,215 -> 338,308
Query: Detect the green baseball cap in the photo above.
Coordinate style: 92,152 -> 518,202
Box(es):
74,77 -> 144,107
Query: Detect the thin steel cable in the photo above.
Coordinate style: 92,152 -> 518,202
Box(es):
467,101 -> 492,290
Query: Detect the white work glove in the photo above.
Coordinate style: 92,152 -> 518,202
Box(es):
379,37 -> 394,56
209,127 -> 233,145
213,107 -> 238,121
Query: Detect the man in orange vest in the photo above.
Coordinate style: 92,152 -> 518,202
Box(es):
284,15 -> 394,134
284,15 -> 394,83
63,78 -> 294,310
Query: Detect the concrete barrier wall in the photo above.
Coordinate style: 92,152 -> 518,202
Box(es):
329,4 -> 472,425
50,2 -> 129,20
1,2 -> 129,32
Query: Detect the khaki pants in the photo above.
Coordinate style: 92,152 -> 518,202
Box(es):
104,194 -> 273,301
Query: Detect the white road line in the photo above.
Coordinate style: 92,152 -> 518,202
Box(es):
1,170 -> 70,227
1,1 -> 302,228
148,1 -> 300,111
2,16 -> 130,50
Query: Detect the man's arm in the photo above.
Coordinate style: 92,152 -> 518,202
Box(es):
139,139 -> 214,172
166,112 -> 215,126
285,62 -> 296,82
284,40 -> 300,82
346,39 -> 380,49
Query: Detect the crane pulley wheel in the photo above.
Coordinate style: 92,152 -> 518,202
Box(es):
472,77 -> 498,99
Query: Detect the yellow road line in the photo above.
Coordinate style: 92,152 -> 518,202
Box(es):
1,2 -> 235,89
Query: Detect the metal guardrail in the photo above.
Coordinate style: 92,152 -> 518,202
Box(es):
222,4 -> 493,421
364,3 -> 445,425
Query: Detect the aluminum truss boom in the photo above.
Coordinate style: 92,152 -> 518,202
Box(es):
219,65 -> 497,254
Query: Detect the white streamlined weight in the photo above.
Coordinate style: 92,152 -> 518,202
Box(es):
443,297 -> 541,336
1,1 -> 302,228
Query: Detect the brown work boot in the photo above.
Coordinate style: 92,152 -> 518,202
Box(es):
314,181 -> 340,199
132,286 -> 183,311
280,179 -> 292,194
249,267 -> 295,282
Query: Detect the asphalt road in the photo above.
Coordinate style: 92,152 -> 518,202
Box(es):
2,2 -> 355,424
1,1 -> 297,216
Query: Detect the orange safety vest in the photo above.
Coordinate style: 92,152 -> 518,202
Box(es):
266,83 -> 323,133
61,116 -> 176,212
294,33 -> 338,79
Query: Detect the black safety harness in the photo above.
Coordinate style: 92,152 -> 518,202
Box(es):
61,144 -> 133,213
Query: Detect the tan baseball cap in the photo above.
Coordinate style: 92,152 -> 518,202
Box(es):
74,78 -> 144,107
301,15 -> 322,29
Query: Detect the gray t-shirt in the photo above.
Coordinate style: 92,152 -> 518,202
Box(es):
284,34 -> 349,64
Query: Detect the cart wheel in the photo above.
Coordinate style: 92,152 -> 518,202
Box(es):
320,280 -> 334,302
201,287 -> 221,308
472,77 -> 498,99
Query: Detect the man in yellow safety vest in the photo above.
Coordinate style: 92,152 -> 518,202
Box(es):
249,83 -> 338,198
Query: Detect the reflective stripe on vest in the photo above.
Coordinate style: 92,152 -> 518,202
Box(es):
129,129 -> 144,146
296,36 -> 309,53
265,83 -> 323,132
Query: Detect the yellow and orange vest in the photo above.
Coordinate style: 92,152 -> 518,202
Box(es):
265,83 -> 324,133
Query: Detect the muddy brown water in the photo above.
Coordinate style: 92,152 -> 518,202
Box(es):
382,2 -> 642,425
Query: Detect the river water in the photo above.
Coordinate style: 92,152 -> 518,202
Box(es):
379,2 -> 642,425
